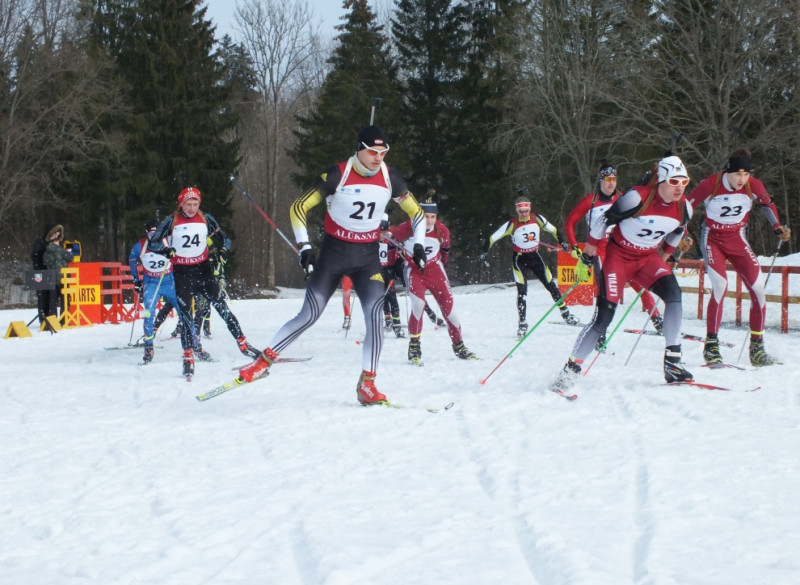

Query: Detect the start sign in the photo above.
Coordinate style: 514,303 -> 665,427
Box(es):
66,285 -> 101,305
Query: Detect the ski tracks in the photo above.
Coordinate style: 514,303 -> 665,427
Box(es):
607,386 -> 660,585
453,401 -> 587,584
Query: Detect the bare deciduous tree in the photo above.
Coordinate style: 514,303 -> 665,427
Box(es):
492,1 -> 636,220
615,0 -> 799,253
0,0 -> 126,251
232,0 -> 328,289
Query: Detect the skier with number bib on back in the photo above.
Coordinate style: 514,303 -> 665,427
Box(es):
238,125 -> 427,405
551,155 -> 694,394
686,149 -> 791,367
148,187 -> 260,378
564,160 -> 668,348
392,192 -> 478,365
128,219 -> 183,365
479,192 -> 578,339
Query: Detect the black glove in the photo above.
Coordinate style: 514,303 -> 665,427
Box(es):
478,252 -> 489,267
559,238 -> 570,252
412,243 -> 426,271
161,247 -> 176,259
133,281 -> 143,295
299,244 -> 315,274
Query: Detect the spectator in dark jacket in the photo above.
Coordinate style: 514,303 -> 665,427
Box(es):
43,224 -> 74,320
30,223 -> 69,323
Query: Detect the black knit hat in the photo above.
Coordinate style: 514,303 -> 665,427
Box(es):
421,188 -> 438,213
421,199 -> 438,214
357,126 -> 389,151
725,153 -> 752,173
145,218 -> 159,232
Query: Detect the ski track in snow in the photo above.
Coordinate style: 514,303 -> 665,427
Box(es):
607,385 -> 656,584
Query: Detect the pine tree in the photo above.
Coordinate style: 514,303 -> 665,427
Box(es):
392,0 -> 466,189
392,0 -> 509,282
290,0 -> 403,188
88,0 -> 239,255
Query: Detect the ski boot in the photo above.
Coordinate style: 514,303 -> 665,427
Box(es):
171,322 -> 183,339
194,346 -> 213,362
651,314 -> 664,334
342,316 -> 351,330
408,337 -> 422,366
384,314 -> 393,331
702,335 -> 723,366
239,347 -> 279,383
424,305 -> 438,324
749,337 -> 777,367
391,316 -> 405,338
516,321 -> 528,340
551,359 -> 581,392
560,305 -> 580,325
452,341 -> 478,360
182,350 -> 195,378
595,333 -> 607,352
142,346 -> 154,364
356,370 -> 387,405
664,345 -> 693,383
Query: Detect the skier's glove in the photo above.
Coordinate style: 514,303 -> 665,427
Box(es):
775,225 -> 791,242
570,244 -> 582,259
133,281 -> 143,295
478,252 -> 489,267
575,252 -> 593,283
412,243 -> 426,271
161,247 -> 176,259
299,244 -> 315,274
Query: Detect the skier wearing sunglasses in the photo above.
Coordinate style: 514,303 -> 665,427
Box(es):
552,155 -> 694,393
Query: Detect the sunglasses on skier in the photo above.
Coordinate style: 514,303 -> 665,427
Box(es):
666,177 -> 689,187
360,142 -> 390,156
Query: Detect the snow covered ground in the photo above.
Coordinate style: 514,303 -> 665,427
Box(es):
2,255 -> 799,585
